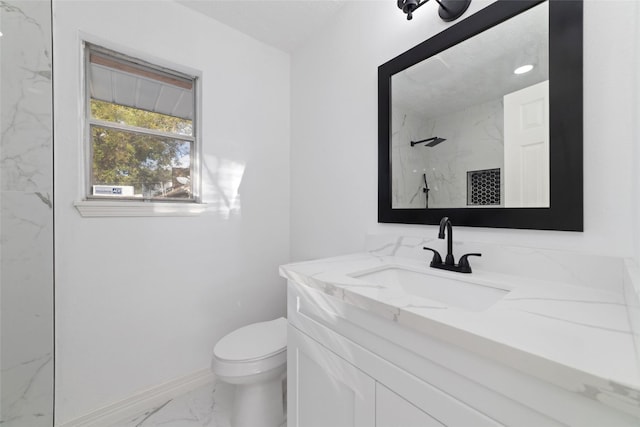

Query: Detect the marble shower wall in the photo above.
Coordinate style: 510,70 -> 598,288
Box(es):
0,1 -> 54,426
392,98 -> 504,209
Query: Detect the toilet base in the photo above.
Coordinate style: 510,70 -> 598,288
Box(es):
231,374 -> 284,427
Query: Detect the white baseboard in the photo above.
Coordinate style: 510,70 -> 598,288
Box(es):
58,369 -> 216,427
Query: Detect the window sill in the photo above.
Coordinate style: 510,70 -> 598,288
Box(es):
74,200 -> 209,217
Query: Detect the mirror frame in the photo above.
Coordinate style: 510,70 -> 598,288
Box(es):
378,0 -> 583,231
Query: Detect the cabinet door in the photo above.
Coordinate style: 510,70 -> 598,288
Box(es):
376,383 -> 444,427
288,325 -> 375,427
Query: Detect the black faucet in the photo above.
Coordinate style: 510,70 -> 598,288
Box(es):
423,217 -> 481,273
439,216 -> 455,265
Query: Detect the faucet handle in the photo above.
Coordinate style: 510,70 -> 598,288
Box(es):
458,253 -> 482,273
423,247 -> 443,266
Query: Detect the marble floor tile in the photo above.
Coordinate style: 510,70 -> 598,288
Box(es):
109,381 -> 231,427
109,381 -> 286,427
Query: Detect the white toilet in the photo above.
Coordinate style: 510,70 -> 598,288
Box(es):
211,317 -> 287,427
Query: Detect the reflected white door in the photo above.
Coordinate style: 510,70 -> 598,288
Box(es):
504,80 -> 549,207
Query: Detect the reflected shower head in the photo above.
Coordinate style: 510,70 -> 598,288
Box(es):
410,136 -> 447,147
426,137 -> 446,147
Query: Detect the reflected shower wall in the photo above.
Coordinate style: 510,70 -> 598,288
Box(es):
1,1 -> 54,426
391,97 -> 504,209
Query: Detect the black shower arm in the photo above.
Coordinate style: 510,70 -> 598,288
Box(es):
411,136 -> 439,147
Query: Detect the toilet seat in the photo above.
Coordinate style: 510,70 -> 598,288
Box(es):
212,317 -> 287,378
214,317 -> 287,362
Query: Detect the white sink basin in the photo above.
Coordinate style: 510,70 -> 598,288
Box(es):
351,266 -> 509,311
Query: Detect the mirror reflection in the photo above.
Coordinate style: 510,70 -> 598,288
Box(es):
391,1 -> 549,209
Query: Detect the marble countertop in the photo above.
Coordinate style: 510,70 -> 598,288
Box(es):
280,252 -> 640,418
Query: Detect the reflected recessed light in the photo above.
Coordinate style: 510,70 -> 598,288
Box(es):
0,31 -> 3,37
514,64 -> 534,75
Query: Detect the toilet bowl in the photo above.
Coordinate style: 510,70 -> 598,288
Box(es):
212,317 -> 287,427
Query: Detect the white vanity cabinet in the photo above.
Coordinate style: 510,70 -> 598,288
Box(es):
289,325 -> 448,427
288,325 -> 375,427
287,282 -> 505,427
375,384 -> 444,427
286,280 -> 640,427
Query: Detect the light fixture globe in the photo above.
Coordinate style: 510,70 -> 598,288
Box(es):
398,0 -> 471,22
437,0 -> 472,22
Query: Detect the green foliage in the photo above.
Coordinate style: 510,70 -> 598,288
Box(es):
91,100 -> 192,197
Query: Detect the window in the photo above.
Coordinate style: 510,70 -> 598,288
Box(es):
85,43 -> 198,202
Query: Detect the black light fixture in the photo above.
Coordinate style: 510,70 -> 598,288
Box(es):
397,0 -> 471,21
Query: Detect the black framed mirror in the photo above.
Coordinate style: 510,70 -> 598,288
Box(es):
378,0 -> 583,231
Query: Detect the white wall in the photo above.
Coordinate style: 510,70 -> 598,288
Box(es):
53,0 -> 290,422
290,0 -> 639,261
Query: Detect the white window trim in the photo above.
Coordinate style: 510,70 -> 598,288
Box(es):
77,37 -> 204,217
74,200 -> 211,217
